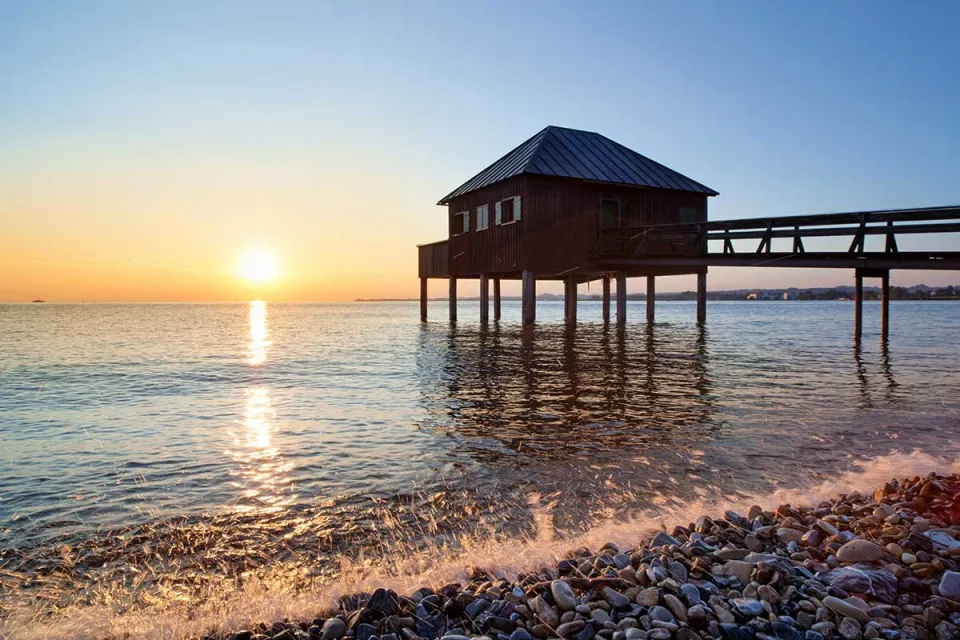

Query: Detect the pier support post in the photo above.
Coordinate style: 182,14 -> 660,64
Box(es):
646,276 -> 655,324
420,278 -> 428,322
616,273 -> 627,324
522,270 -> 536,326
697,271 -> 707,325
479,274 -> 489,324
601,276 -> 611,324
449,277 -> 457,323
881,270 -> 890,340
854,270 -> 863,341
564,276 -> 577,324
493,278 -> 501,321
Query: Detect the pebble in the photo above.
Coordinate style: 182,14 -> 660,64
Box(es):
836,540 -> 885,564
603,587 -> 632,609
733,598 -> 764,618
552,580 -> 579,611
557,621 -> 586,638
823,597 -> 870,624
664,594 -> 687,622
839,618 -> 863,640
321,619 -> 346,640
939,571 -> 960,603
637,588 -> 660,607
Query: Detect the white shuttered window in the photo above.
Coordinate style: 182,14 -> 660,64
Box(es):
477,204 -> 489,230
495,201 -> 502,225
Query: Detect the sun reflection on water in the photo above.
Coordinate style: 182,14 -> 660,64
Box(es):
247,300 -> 270,366
225,301 -> 296,511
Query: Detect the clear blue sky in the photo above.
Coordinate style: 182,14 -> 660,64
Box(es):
1,0 -> 958,299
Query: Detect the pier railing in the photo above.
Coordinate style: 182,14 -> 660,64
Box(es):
597,205 -> 960,270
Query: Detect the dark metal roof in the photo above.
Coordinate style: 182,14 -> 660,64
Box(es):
438,126 -> 718,204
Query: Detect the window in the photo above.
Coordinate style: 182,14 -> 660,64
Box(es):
600,199 -> 619,229
496,196 -> 521,225
477,204 -> 489,230
452,210 -> 470,235
679,207 -> 698,224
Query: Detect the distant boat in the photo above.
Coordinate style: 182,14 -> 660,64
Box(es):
32,299 -> 45,303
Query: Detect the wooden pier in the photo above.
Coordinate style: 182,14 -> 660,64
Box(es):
417,126 -> 959,339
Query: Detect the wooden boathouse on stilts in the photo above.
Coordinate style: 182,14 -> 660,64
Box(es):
417,126 -> 717,327
417,125 -> 960,338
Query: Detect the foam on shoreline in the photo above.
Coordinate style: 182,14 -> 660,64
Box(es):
2,450 -> 958,640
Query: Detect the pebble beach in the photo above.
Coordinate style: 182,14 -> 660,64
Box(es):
215,472 -> 960,640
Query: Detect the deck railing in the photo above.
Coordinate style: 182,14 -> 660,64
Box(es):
596,205 -> 960,262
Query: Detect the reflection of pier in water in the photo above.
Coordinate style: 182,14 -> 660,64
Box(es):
417,322 -> 718,469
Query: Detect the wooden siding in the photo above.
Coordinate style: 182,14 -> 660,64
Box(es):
522,176 -> 709,276
418,240 -> 449,278
445,176 -> 525,277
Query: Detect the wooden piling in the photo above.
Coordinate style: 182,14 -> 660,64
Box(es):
449,277 -> 457,323
479,274 -> 489,324
564,276 -> 577,324
881,270 -> 890,340
601,276 -> 611,323
646,276 -> 655,324
697,271 -> 707,324
420,278 -> 428,322
493,278 -> 501,321
854,270 -> 863,341
616,273 -> 627,324
522,270 -> 536,326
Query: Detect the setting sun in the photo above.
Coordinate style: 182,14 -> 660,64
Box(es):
236,250 -> 278,283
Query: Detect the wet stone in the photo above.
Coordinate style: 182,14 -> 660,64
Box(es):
836,541 -> 885,564
652,533 -> 682,548
734,599 -> 765,618
322,619 -> 347,640
939,571 -> 960,603
649,606 -> 676,624
603,587 -> 632,609
467,600 -> 490,618
637,588 -> 660,608
357,625 -> 378,640
772,623 -> 806,640
553,580 -> 579,612
681,583 -> 701,605
839,618 -> 863,640
557,621 -> 587,638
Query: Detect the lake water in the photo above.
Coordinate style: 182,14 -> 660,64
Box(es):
2,300 -> 960,629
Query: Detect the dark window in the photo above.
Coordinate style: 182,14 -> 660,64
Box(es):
600,199 -> 619,229
451,210 -> 470,235
501,198 -> 515,223
679,207 -> 698,224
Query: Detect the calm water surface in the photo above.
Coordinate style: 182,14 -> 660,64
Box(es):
1,300 -> 959,608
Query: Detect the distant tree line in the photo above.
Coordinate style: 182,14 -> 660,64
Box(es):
797,286 -> 958,301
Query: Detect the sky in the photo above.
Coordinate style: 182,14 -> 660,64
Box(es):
1,0 -> 959,301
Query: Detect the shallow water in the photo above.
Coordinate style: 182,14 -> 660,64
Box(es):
1,300 -> 959,632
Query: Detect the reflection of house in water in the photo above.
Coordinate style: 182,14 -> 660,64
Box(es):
415,323 -> 719,469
